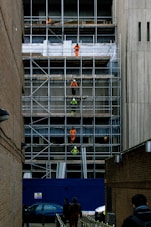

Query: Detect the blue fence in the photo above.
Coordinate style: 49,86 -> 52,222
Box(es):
23,178 -> 105,211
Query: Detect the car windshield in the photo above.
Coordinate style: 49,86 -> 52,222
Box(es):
36,204 -> 43,211
44,204 -> 57,211
28,204 -> 42,212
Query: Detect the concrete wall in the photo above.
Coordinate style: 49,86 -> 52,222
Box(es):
116,0 -> 151,150
105,141 -> 151,227
104,3 -> 151,226
0,1 -> 24,227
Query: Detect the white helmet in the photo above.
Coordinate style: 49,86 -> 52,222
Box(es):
74,146 -> 77,149
73,79 -> 76,81
73,98 -> 75,101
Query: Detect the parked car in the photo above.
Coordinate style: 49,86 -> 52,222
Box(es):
95,205 -> 105,222
25,202 -> 63,223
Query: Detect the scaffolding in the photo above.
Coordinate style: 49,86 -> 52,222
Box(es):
22,0 -> 121,178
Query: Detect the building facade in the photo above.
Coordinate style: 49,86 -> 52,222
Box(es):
0,1 -> 24,227
105,2 -> 151,226
105,140 -> 151,227
116,0 -> 151,150
22,1 -> 151,225
22,0 -> 121,178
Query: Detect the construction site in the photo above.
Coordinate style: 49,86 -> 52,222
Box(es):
22,0 -> 121,179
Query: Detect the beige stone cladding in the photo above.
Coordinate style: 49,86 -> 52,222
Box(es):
116,0 -> 151,150
0,1 -> 24,227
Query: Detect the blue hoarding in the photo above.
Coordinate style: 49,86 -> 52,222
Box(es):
23,178 -> 105,211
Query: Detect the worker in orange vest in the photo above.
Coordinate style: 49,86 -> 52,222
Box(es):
70,127 -> 77,143
69,79 -> 79,95
46,17 -> 53,24
74,43 -> 80,57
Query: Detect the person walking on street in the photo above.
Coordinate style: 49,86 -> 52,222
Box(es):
69,197 -> 82,227
69,79 -> 79,95
63,198 -> 71,224
22,205 -> 29,227
122,194 -> 151,227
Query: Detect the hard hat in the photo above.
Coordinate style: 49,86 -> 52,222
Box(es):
74,146 -> 77,149
73,98 -> 75,101
73,79 -> 76,81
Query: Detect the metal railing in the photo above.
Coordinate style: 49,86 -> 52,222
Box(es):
24,16 -> 113,26
56,213 -> 66,227
22,42 -> 117,57
80,215 -> 115,227
56,214 -> 115,227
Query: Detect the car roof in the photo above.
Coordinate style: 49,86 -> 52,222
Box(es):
29,202 -> 62,207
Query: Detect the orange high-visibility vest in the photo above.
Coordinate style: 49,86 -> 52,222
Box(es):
74,45 -> 80,52
70,81 -> 78,87
70,129 -> 77,142
74,44 -> 80,57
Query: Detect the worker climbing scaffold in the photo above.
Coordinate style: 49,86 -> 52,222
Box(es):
71,146 -> 79,155
70,127 -> 77,143
69,79 -> 79,95
70,98 -> 78,113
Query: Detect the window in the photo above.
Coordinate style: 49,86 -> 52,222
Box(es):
147,22 -> 150,41
138,22 -> 141,41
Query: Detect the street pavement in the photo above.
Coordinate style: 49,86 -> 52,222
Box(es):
29,224 -> 56,227
29,223 -> 72,227
29,221 -> 80,227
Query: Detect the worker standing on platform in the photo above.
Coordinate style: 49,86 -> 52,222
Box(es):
70,79 -> 79,95
46,17 -> 52,24
70,98 -> 78,113
74,43 -> 80,57
70,127 -> 77,143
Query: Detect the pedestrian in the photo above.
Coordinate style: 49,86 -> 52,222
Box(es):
74,43 -> 80,57
69,79 -> 79,95
69,197 -> 82,227
63,198 -> 71,224
70,127 -> 77,143
95,211 -> 105,222
70,98 -> 78,113
122,194 -> 151,227
22,205 -> 29,227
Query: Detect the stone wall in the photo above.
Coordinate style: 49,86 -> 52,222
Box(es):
0,1 -> 24,226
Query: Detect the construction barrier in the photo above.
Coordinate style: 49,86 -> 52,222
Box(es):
80,215 -> 115,227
